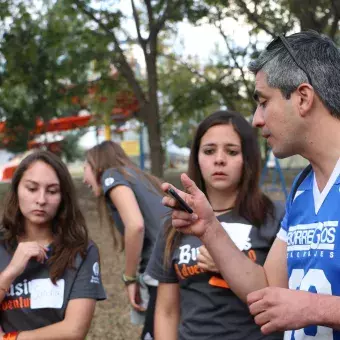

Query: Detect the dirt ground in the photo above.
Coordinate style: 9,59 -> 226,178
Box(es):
0,168 -> 299,340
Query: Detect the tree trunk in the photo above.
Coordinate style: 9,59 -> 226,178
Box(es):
143,46 -> 164,178
142,103 -> 164,178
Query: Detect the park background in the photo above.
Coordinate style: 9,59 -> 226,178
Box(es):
0,0 -> 339,338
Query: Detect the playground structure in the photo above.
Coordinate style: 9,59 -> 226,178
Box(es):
0,95 -> 139,181
0,95 -> 138,135
260,150 -> 288,200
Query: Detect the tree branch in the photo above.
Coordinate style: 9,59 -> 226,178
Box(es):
161,53 -> 238,111
329,16 -> 340,40
145,0 -> 175,57
215,9 -> 254,105
161,93 -> 189,124
234,0 -> 275,37
131,0 -> 147,53
161,81 -> 216,125
318,10 -> 332,32
153,0 -> 170,36
153,0 -> 181,37
162,53 -> 229,86
331,0 -> 340,16
329,0 -> 340,39
73,0 -> 147,106
144,0 -> 154,29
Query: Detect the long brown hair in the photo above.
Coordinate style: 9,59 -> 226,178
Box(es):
164,110 -> 274,264
1,150 -> 89,283
85,140 -> 163,250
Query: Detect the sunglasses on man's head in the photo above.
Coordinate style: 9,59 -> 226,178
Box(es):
266,34 -> 313,87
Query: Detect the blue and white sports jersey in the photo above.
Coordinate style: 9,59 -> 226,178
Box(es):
277,160 -> 340,340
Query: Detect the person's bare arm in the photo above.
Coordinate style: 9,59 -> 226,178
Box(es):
248,286 -> 340,334
263,238 -> 288,287
198,238 -> 288,291
155,283 -> 180,340
200,225 -> 287,301
17,299 -> 96,340
109,185 -> 145,311
0,269 -> 16,303
0,242 -> 48,304
161,174 -> 288,302
109,185 -> 145,278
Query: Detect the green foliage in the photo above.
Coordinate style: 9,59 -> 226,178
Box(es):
158,56 -> 221,147
60,131 -> 85,162
199,0 -> 339,157
159,0 -> 339,152
0,0 -> 128,155
0,0 -> 338,164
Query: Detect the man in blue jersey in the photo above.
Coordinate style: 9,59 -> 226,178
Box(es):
161,30 -> 340,340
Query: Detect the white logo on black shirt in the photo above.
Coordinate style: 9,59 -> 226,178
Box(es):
220,222 -> 252,251
243,237 -> 252,251
144,332 -> 153,340
178,245 -> 200,264
93,262 -> 100,276
104,177 -> 114,187
90,262 -> 100,284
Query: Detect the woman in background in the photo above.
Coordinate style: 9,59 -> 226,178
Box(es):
83,141 -> 169,340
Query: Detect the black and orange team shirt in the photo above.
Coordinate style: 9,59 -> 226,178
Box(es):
0,241 -> 106,332
146,204 -> 285,340
101,167 -> 170,274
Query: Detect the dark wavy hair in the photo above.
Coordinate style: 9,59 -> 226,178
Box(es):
1,150 -> 88,283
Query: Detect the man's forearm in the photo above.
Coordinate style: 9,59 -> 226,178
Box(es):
200,220 -> 268,301
312,293 -> 340,329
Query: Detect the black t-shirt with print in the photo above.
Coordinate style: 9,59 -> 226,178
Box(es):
101,167 -> 170,273
0,241 -> 106,332
146,204 -> 285,340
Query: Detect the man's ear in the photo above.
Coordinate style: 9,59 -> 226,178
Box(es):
296,83 -> 315,117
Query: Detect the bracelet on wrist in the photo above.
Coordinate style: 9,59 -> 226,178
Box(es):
123,274 -> 137,281
122,273 -> 138,286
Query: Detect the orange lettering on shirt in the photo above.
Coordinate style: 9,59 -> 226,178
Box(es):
3,331 -> 20,339
13,299 -> 20,309
174,264 -> 185,280
0,297 -> 31,311
23,297 -> 30,308
187,266 -> 196,275
181,264 -> 189,277
209,276 -> 230,289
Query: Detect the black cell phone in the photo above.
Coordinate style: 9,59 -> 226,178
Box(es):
167,187 -> 193,214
